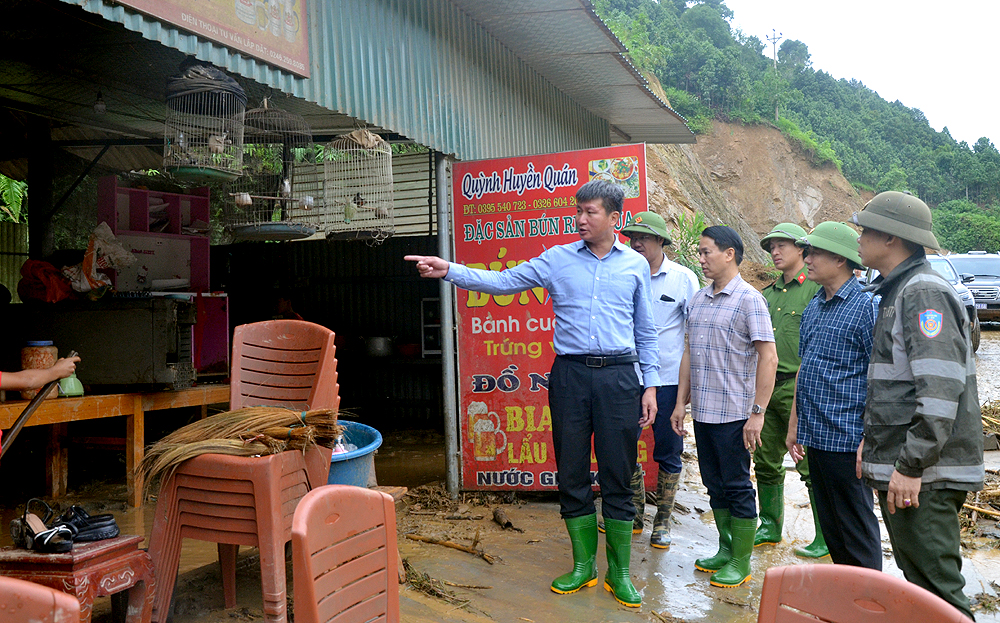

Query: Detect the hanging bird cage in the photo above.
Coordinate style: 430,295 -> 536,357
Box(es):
222,102 -> 321,242
321,129 -> 394,242
163,63 -> 246,183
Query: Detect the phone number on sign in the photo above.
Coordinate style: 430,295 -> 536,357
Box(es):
462,196 -> 576,216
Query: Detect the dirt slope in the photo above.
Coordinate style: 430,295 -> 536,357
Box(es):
691,121 -> 865,235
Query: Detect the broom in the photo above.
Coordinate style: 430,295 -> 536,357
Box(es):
139,406 -> 343,495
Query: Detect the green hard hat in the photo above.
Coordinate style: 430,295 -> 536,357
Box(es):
759,223 -> 808,251
852,191 -> 939,250
622,211 -> 671,245
797,221 -> 865,268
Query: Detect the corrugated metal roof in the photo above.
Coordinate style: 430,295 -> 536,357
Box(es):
63,0 -> 691,161
448,0 -> 695,144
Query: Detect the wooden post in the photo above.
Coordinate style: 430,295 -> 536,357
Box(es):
45,423 -> 68,498
126,395 -> 145,507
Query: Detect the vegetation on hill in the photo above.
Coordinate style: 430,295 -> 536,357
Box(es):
595,0 -> 1000,251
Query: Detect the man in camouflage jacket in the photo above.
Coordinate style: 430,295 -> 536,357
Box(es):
855,191 -> 983,620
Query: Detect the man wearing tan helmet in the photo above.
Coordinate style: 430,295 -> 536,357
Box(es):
854,191 -> 983,619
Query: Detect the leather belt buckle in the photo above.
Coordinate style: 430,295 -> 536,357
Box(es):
585,356 -> 604,368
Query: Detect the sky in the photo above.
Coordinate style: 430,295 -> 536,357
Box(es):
722,0 -> 1000,147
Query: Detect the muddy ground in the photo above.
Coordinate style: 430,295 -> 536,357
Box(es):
3,330 -> 1000,622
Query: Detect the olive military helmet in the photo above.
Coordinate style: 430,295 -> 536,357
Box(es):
621,211 -> 671,245
759,222 -> 808,252
796,221 -> 865,269
852,190 -> 939,250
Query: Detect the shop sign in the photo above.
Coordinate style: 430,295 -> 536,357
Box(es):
453,144 -> 659,491
116,0 -> 309,77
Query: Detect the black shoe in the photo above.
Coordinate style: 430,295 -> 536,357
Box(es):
54,505 -> 120,542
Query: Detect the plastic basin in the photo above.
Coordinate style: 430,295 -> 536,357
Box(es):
327,421 -> 383,487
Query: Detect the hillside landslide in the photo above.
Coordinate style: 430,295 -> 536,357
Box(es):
644,121 -> 866,266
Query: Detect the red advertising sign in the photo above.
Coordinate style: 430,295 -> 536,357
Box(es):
116,0 -> 309,77
453,144 -> 660,491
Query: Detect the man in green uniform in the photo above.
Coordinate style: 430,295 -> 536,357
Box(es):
855,191 -> 983,619
754,224 -> 828,558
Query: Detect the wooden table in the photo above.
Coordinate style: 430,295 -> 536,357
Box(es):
0,385 -> 230,507
0,535 -> 154,623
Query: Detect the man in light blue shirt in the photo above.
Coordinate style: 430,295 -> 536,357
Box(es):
621,211 -> 699,548
406,180 -> 658,608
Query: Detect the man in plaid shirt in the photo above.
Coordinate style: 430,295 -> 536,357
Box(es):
671,225 -> 777,588
785,221 -> 881,569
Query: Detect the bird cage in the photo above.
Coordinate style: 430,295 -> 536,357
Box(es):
321,129 -> 394,242
221,101 -> 321,242
163,63 -> 246,183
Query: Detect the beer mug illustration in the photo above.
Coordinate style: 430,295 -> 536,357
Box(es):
468,401 -> 506,461
283,0 -> 299,43
235,0 -> 256,25
268,0 -> 281,36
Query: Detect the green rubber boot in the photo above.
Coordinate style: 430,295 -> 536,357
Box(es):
597,464 -> 644,534
754,483 -> 784,547
603,518 -> 642,607
694,509 -> 732,573
650,470 -> 680,549
710,516 -> 756,588
794,490 -> 830,558
551,514 -> 599,594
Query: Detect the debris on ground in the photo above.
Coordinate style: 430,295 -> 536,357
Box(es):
405,533 -> 497,564
492,508 -> 523,532
972,582 -> 1000,615
403,558 -> 472,608
961,470 -> 1000,541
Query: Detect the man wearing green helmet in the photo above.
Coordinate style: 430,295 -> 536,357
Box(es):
619,211 -> 700,548
786,221 -> 881,569
855,191 -> 983,619
754,223 -> 825,557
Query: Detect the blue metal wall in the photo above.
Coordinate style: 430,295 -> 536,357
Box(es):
72,0 -> 611,161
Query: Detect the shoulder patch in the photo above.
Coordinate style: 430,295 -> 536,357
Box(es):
918,309 -> 943,338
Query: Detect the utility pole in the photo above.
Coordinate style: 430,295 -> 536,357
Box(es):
767,29 -> 783,122
767,29 -> 783,71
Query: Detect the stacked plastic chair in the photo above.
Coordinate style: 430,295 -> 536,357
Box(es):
292,485 -> 399,623
148,320 -> 339,623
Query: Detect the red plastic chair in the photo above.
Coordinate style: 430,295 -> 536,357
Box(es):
757,564 -> 970,622
230,319 -> 340,411
292,485 -> 399,623
148,320 -> 340,623
0,575 -> 81,623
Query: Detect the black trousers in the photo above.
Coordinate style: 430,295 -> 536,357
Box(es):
650,385 -> 683,473
692,419 -> 756,519
807,447 -> 882,570
549,356 -> 641,521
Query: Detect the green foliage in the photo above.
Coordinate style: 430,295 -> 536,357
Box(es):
0,173 -> 27,223
592,0 -> 999,208
776,118 -> 842,171
670,211 -> 706,285
932,199 -> 1000,253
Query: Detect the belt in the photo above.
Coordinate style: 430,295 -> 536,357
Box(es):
775,371 -> 797,384
560,354 -> 640,368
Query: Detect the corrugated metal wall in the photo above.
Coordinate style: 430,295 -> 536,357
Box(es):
393,151 -> 437,237
0,223 -> 29,303
73,0 -> 610,161
214,234 -> 444,426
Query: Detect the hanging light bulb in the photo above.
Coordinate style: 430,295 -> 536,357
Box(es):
93,91 -> 106,114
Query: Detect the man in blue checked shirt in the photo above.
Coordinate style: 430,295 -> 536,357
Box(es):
406,180 -> 658,608
785,221 -> 882,570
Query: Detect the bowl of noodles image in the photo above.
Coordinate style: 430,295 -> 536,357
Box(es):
611,157 -> 637,181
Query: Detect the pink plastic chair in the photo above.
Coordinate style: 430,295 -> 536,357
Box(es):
757,564 -> 970,622
148,320 -> 340,623
0,575 -> 81,623
230,319 -> 340,411
292,485 -> 399,623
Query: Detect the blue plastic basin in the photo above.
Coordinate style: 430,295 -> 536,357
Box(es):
327,420 -> 383,487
